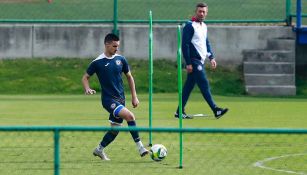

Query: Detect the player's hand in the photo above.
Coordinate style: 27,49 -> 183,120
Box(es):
132,96 -> 139,108
186,65 -> 193,73
85,88 -> 96,95
210,59 -> 217,69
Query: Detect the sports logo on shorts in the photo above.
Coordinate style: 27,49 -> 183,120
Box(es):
197,65 -> 203,71
116,60 -> 122,66
110,103 -> 116,109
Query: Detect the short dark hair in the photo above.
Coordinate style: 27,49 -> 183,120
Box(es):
196,2 -> 208,8
104,33 -> 119,44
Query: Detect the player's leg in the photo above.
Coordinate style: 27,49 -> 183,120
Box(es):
117,107 -> 149,157
175,71 -> 195,119
93,122 -> 120,161
193,62 -> 228,118
193,62 -> 216,110
93,100 -> 125,160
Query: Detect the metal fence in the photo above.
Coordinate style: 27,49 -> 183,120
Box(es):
0,0 -> 306,37
0,126 -> 306,175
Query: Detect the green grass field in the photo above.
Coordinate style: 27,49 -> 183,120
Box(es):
0,94 -> 306,175
0,0 -> 307,25
0,0 -> 298,21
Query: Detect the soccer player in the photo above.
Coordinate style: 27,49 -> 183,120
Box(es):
82,33 -> 149,160
175,2 -> 228,119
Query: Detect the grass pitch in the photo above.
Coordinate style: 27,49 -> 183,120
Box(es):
0,94 -> 307,175
0,0 -> 301,22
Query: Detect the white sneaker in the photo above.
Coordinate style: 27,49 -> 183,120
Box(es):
93,148 -> 110,161
139,147 -> 149,157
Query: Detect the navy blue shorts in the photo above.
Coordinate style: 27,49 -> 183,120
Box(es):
102,99 -> 125,125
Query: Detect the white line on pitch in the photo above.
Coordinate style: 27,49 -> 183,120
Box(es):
253,153 -> 307,175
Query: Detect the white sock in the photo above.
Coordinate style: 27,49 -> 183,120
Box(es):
136,141 -> 144,150
97,144 -> 104,151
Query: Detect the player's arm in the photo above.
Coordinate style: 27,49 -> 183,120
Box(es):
125,71 -> 139,108
206,37 -> 217,69
182,22 -> 194,73
82,73 -> 96,95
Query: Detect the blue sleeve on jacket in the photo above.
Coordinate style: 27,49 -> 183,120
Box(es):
206,37 -> 214,60
182,22 -> 194,65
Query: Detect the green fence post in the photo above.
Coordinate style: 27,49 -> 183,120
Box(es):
286,0 -> 292,26
54,129 -> 60,175
148,10 -> 153,147
113,0 -> 119,36
177,25 -> 183,169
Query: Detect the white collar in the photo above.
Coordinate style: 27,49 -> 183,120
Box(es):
102,53 -> 117,59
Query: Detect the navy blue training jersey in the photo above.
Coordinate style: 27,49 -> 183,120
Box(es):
86,53 -> 129,102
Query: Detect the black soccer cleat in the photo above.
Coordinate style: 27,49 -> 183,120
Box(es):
214,107 -> 228,119
174,112 -> 193,119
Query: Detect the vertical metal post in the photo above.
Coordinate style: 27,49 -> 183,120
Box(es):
177,25 -> 183,169
54,129 -> 60,175
113,0 -> 119,36
148,10 -> 153,147
297,0 -> 302,28
286,0 -> 292,26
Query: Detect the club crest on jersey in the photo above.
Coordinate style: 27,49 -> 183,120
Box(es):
110,103 -> 116,109
116,60 -> 122,66
197,65 -> 203,71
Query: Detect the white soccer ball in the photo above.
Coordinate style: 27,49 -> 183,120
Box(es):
150,144 -> 167,161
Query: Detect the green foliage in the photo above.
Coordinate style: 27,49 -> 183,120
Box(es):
205,64 -> 245,95
0,58 -> 91,94
296,65 -> 307,96
0,58 -> 245,95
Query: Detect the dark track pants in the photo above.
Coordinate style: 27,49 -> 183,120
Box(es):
177,59 -> 216,113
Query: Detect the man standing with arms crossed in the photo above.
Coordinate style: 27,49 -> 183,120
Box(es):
175,2 -> 228,119
82,33 -> 149,160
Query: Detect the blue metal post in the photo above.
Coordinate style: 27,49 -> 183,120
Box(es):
297,0 -> 302,28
